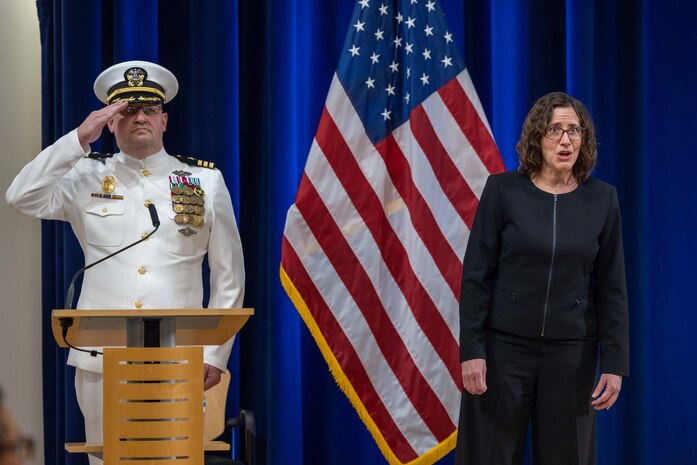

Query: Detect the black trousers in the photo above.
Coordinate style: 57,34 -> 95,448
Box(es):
454,331 -> 598,465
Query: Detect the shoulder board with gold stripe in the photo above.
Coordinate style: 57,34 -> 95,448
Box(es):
85,152 -> 113,164
174,155 -> 216,169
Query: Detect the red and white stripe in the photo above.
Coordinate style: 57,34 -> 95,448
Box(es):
282,68 -> 504,464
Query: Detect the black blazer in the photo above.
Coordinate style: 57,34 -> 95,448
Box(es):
459,171 -> 629,376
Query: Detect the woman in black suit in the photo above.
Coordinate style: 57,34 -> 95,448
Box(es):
454,92 -> 629,465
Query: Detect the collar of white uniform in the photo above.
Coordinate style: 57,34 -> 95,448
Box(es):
119,147 -> 170,172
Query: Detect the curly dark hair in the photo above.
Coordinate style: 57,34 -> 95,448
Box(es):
516,92 -> 597,182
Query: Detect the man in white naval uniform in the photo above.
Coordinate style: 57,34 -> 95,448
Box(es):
5,61 -> 245,464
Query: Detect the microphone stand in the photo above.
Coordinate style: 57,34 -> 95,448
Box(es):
61,204 -> 161,356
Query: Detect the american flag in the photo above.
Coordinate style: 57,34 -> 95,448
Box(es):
280,1 -> 504,463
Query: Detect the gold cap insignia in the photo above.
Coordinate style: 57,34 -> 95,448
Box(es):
125,67 -> 146,87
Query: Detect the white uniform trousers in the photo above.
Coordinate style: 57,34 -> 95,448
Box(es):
75,369 -> 103,465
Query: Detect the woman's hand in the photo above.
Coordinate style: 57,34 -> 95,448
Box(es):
591,373 -> 622,410
461,359 -> 487,395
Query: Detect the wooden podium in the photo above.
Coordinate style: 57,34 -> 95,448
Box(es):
52,308 -> 253,465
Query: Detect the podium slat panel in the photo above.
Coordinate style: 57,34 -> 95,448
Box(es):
109,460 -> 190,465
104,347 -> 203,464
64,441 -> 228,453
109,438 -> 201,457
110,381 -> 199,399
111,400 -> 196,418
112,364 -> 197,380
109,460 -> 186,465
110,419 -> 193,438
107,347 -> 196,362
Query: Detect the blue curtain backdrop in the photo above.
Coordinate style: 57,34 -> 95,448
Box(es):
35,1 -> 695,465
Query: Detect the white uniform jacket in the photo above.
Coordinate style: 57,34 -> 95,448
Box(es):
6,129 -> 245,373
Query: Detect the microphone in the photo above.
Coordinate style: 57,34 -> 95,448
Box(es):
148,203 -> 160,227
64,204 -> 161,310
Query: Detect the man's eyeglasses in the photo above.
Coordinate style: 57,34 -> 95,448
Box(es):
120,105 -> 163,116
545,125 -> 586,142
0,436 -> 35,462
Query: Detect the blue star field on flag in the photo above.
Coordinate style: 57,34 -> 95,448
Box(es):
337,0 -> 465,143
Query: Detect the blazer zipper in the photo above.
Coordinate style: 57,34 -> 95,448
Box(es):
541,194 -> 557,337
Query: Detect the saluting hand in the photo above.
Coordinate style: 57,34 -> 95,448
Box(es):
461,358 -> 487,395
591,373 -> 622,410
77,101 -> 128,147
